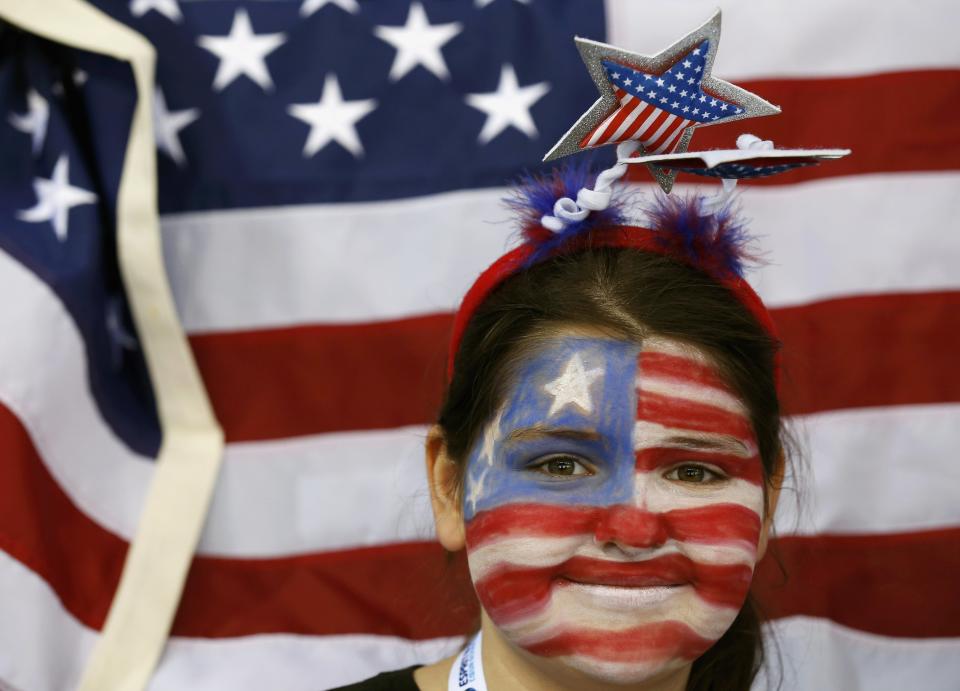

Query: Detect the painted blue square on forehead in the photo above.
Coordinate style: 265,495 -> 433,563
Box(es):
463,336 -> 641,520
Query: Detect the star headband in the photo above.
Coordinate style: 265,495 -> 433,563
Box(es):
447,11 -> 851,386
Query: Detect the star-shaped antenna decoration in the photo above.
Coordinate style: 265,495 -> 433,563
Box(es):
543,10 -> 780,193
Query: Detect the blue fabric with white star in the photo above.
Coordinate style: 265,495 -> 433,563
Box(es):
0,1 -> 609,456
602,40 -> 742,125
87,0 -> 607,213
0,30 -> 160,455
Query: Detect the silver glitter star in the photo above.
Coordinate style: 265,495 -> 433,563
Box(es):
543,10 -> 780,193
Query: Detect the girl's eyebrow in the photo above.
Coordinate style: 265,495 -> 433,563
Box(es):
505,426 -> 601,444
661,434 -> 749,455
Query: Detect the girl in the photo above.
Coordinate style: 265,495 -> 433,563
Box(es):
337,167 -> 788,691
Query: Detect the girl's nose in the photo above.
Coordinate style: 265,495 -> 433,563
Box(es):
593,505 -> 670,549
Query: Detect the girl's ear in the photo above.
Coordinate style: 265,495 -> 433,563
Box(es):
425,425 -> 466,551
757,449 -> 786,560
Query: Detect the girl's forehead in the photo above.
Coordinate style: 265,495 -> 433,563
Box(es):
494,333 -> 744,434
506,334 -> 725,392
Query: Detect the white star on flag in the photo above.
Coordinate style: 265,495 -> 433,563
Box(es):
299,0 -> 358,17
465,64 -> 549,144
153,87 -> 199,166
9,88 -> 48,155
543,352 -> 604,418
17,154 -> 97,242
373,2 -> 462,82
287,74 -> 377,158
197,9 -> 286,92
129,0 -> 182,22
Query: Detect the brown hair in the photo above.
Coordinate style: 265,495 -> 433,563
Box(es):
438,247 -> 787,691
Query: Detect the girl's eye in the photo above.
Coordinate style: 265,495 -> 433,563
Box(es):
532,455 -> 593,478
666,464 -> 725,484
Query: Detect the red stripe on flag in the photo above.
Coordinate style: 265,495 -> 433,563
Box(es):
621,104 -> 662,142
754,529 -> 960,638
591,89 -> 642,147
191,313 -> 451,441
626,70 -> 960,185
775,291 -> 960,416
190,292 -> 960,441
636,110 -> 672,147
0,404 -> 125,631
2,412 -> 958,640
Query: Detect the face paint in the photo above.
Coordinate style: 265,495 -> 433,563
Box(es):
461,336 -> 765,684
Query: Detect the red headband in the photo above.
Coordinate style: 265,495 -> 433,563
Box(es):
446,223 -> 781,388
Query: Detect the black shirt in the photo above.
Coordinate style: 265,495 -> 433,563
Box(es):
328,666 -> 422,691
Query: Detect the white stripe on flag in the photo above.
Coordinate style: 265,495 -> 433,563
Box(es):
630,105 -> 665,143
650,117 -> 690,153
606,0 -> 960,78
757,616 -> 960,691
608,99 -> 650,143
160,173 -> 960,332
586,89 -> 636,147
641,112 -> 678,149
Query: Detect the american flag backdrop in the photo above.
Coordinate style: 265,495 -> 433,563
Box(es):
0,0 -> 958,689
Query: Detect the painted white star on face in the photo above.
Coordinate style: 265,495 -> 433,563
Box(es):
479,408 -> 504,467
543,352 -> 604,418
153,87 -> 199,166
373,2 -> 462,81
17,154 -> 97,242
129,0 -> 182,22
466,465 -> 490,514
197,9 -> 286,91
465,64 -> 549,144
287,74 -> 377,158
300,0 -> 358,17
9,88 -> 48,154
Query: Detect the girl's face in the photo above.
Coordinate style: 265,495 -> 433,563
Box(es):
460,334 -> 767,684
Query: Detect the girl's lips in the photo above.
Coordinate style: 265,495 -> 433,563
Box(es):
561,573 -> 686,588
558,555 -> 696,589
557,579 -> 686,608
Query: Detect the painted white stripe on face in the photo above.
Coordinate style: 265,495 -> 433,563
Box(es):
501,585 -> 738,642
636,472 -> 765,517
633,420 -> 757,456
467,536 -> 756,580
639,376 -> 748,415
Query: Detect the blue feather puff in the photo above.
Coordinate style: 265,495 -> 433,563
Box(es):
506,163 -> 755,279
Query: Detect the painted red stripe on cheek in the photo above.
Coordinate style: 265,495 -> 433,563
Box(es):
523,621 -> 713,663
638,351 -> 735,392
634,447 -> 764,485
665,504 -> 762,546
637,391 -> 756,439
474,566 -> 553,622
465,504 -> 761,550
